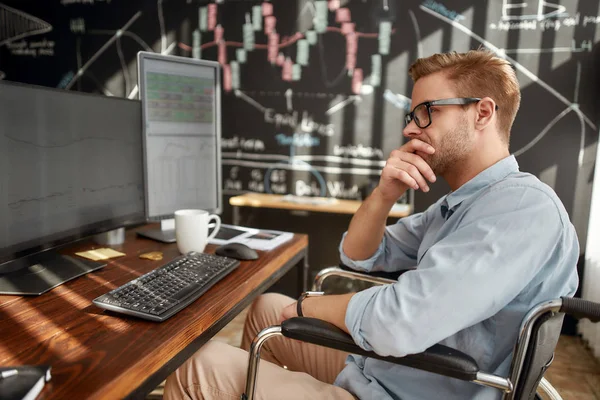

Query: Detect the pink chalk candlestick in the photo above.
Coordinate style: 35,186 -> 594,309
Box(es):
352,68 -> 363,94
268,33 -> 279,64
276,53 -> 285,66
282,57 -> 293,81
264,15 -> 276,35
223,64 -> 232,92
218,41 -> 227,65
336,8 -> 351,23
328,0 -> 340,11
262,2 -> 273,16
346,32 -> 357,70
207,4 -> 217,31
341,22 -> 355,35
214,25 -> 224,43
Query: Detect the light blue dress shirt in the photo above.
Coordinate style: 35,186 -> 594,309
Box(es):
335,155 -> 579,400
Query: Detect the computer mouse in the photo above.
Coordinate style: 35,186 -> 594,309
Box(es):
215,242 -> 259,261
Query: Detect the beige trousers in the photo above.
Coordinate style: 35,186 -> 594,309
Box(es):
164,293 -> 355,400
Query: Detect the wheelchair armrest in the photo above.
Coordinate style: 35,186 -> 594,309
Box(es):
312,266 -> 397,291
338,263 -> 406,281
560,296 -> 600,322
281,317 -> 480,381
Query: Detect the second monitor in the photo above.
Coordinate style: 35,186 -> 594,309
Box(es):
137,52 -> 222,242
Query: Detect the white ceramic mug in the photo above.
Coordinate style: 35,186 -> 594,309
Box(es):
174,209 -> 221,254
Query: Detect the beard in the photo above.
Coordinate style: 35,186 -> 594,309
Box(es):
425,115 -> 473,176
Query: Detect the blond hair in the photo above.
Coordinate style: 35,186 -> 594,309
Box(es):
408,49 -> 520,144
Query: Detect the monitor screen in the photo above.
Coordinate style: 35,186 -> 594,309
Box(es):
0,81 -> 145,264
137,52 -> 222,219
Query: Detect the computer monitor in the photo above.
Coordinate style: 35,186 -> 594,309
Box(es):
136,52 -> 222,243
0,81 -> 145,295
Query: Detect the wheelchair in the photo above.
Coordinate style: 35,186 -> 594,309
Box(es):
242,265 -> 600,400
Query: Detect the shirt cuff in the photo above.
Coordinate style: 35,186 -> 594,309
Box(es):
344,285 -> 381,351
339,232 -> 385,272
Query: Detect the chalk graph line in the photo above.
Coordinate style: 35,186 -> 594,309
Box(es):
82,70 -> 116,96
65,11 -> 142,90
84,29 -> 151,95
116,35 -> 131,95
180,26 -> 379,53
158,0 -> 167,53
409,9 -> 423,58
326,95 -> 362,115
74,35 -> 116,96
127,41 -> 176,99
317,32 -> 348,88
222,159 -> 382,176
512,107 -> 571,157
88,29 -> 153,51
234,89 -> 267,112
222,151 -> 386,167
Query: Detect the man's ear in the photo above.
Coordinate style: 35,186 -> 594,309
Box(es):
474,97 -> 496,130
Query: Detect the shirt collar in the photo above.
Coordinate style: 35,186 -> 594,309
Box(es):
441,155 -> 519,216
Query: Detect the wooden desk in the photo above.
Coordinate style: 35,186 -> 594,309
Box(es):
230,193 -> 412,225
0,226 -> 308,400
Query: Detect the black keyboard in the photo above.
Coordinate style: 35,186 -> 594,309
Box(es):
92,252 -> 240,322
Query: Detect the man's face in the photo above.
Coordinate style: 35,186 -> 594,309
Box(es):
403,72 -> 475,175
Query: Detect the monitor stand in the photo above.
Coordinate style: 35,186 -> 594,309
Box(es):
0,249 -> 106,295
137,219 -> 176,243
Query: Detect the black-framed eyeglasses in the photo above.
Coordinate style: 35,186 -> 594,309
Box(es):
404,97 -> 498,129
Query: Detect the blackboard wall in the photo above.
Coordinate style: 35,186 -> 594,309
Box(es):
1,0 -> 599,255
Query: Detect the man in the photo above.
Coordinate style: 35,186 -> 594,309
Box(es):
165,49 -> 579,399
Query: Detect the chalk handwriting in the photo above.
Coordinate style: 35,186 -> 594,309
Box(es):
333,144 -> 384,160
270,184 -> 287,194
490,19 -> 537,31
275,133 -> 320,147
248,181 -> 264,192
296,180 -> 321,197
489,13 -> 600,31
250,169 -> 263,181
6,39 -> 55,57
225,179 -> 243,191
269,169 -> 287,183
300,112 -> 334,136
70,18 -> 85,33
296,179 -> 360,199
230,166 -> 240,180
583,15 -> 600,27
221,136 -> 265,151
327,181 -> 360,199
264,109 -> 335,137
264,109 -> 298,129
